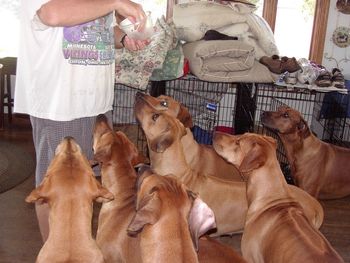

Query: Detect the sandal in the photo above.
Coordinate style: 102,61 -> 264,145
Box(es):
331,68 -> 345,89
315,70 -> 332,87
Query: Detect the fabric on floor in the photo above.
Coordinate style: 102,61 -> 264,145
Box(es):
0,141 -> 35,193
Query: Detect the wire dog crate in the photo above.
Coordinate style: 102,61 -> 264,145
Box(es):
113,79 -> 350,181
165,77 -> 237,144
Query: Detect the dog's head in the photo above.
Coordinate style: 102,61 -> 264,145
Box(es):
25,136 -> 114,205
127,165 -> 216,251
134,92 -> 193,128
260,106 -> 310,139
93,114 -> 147,166
134,93 -> 187,153
213,132 -> 277,174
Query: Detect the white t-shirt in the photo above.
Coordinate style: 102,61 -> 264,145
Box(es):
14,0 -> 115,121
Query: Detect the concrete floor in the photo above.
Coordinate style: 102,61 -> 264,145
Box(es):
0,116 -> 349,263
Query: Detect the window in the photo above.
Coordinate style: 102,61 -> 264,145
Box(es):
274,0 -> 316,59
261,0 -> 329,63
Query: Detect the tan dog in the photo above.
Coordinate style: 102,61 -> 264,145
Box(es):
212,132 -> 344,263
127,165 -> 247,263
134,95 -> 324,236
93,114 -> 146,263
261,106 -> 350,199
26,137 -> 114,263
94,115 -> 245,262
136,92 -> 242,181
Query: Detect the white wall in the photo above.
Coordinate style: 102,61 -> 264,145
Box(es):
323,0 -> 350,80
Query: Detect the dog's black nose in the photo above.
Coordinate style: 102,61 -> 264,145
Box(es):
96,114 -> 108,123
135,92 -> 145,101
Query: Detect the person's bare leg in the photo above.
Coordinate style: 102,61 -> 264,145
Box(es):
35,202 -> 49,242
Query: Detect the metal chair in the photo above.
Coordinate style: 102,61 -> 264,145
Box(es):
0,57 -> 16,129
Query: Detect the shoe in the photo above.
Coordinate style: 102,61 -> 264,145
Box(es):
281,57 -> 301,73
331,68 -> 345,89
285,74 -> 298,85
259,56 -> 283,74
314,70 -> 332,87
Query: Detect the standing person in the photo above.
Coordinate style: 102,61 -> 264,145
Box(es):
14,0 -> 149,242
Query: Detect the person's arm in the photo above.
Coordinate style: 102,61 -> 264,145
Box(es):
38,0 -> 146,27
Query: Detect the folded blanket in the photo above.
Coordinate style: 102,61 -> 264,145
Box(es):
173,2 -> 247,42
115,17 -> 178,90
183,40 -> 276,83
246,13 -> 279,57
173,2 -> 279,59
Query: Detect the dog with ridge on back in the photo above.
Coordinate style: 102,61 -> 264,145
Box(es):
212,132 -> 344,263
261,106 -> 350,200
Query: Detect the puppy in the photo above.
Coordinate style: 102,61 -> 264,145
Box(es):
134,95 -> 324,236
213,132 -> 344,263
93,114 -> 145,263
261,106 -> 350,199
128,165 -> 247,263
26,137 -> 114,263
136,92 -> 242,181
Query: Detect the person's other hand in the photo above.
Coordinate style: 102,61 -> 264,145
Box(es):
123,36 -> 150,51
115,0 -> 147,26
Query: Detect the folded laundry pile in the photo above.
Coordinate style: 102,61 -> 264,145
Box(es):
172,1 -> 279,83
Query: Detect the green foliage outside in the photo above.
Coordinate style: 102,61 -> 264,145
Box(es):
302,0 -> 316,21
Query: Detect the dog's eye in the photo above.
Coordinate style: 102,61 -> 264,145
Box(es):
152,113 -> 160,121
160,101 -> 168,108
283,112 -> 289,118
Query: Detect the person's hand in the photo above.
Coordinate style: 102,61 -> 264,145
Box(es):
115,0 -> 147,26
123,35 -> 150,51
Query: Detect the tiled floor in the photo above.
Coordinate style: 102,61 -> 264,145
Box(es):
0,116 -> 349,263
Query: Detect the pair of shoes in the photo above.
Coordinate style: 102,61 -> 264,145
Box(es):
331,68 -> 345,89
314,69 -> 332,87
280,57 -> 301,73
259,55 -> 301,74
259,55 -> 282,74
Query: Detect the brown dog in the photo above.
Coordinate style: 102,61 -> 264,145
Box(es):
93,114 -> 146,263
94,116 -> 245,262
136,92 -> 242,181
134,95 -> 324,236
127,165 -> 247,263
261,106 -> 350,199
26,137 -> 114,263
212,132 -> 344,263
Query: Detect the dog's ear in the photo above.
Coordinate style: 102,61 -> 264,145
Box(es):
115,131 -> 148,166
150,133 -> 174,153
127,191 -> 161,236
94,180 -> 114,203
93,143 -> 112,163
188,196 -> 216,251
25,186 -> 47,203
25,176 -> 50,203
239,142 -> 267,173
132,152 -> 149,166
177,104 -> 193,128
297,119 -> 311,138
